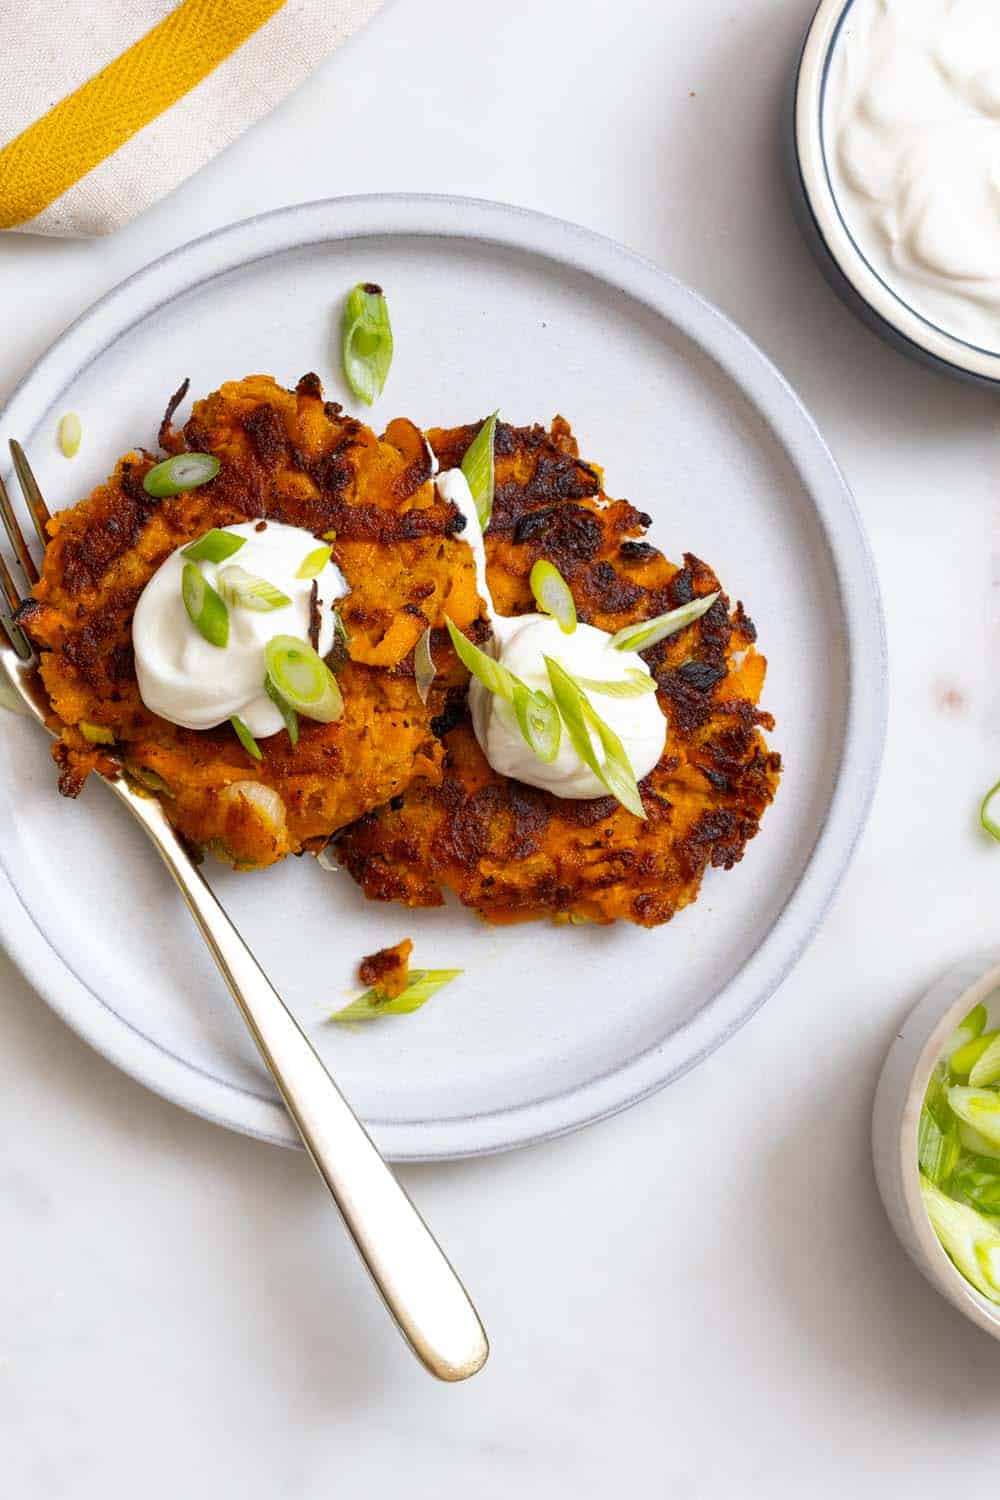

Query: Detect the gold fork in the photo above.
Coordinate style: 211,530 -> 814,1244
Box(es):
0,440 -> 488,1383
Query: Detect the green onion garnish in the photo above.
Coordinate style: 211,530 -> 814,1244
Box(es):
181,563 -> 229,648
79,720 -> 114,745
295,544 -> 332,580
230,716 -> 262,761
183,528 -> 246,564
461,411 -> 498,529
569,667 -> 656,699
58,412 -> 82,458
144,452 -> 220,498
918,1077 -> 960,1186
952,1030 -> 1000,1080
512,682 -> 561,764
264,676 -> 299,747
947,1085 -> 1000,1150
545,656 -> 646,819
982,780 -> 1000,841
414,627 -> 436,705
970,1034 -> 1000,1088
218,565 -> 292,613
342,282 -> 393,405
330,969 -> 462,1023
530,559 -> 576,634
445,617 -> 560,763
445,616 -> 519,703
264,635 -> 343,723
609,592 -> 720,653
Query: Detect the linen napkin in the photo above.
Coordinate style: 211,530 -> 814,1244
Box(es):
0,0 -> 383,237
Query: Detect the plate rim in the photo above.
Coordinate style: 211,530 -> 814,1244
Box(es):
0,193 -> 887,1161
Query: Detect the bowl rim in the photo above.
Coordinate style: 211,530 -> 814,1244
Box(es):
794,0 -> 1000,384
899,961 -> 1000,1336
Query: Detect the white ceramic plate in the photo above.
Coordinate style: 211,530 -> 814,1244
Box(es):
0,196 -> 885,1160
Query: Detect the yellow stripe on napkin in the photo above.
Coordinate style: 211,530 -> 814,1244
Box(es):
0,0 -> 287,230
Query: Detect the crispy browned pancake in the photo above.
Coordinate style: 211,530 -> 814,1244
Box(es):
334,418 -> 781,927
18,374 -> 483,868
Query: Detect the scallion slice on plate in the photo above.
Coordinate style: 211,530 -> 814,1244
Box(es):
181,563 -> 229,648
144,452 -> 220,498
230,716 -> 262,762
461,411 -> 498,529
569,667 -> 656,699
218,565 -> 291,612
264,676 -> 299,747
947,1085 -> 1000,1149
342,282 -> 393,405
58,412 -> 82,458
609,592 -> 720,652
969,1033 -> 1000,1087
944,1003 -> 988,1060
982,780 -> 1000,841
544,656 -> 646,819
183,528 -> 246,564
414,627 -> 436,705
264,635 -> 343,723
330,969 -> 463,1023
295,544 -> 332,579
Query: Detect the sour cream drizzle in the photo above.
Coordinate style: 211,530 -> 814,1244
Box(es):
438,467 -> 666,799
827,0 -> 1000,350
133,520 -> 348,737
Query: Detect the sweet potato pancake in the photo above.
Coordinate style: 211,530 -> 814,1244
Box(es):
18,374 -> 484,869
334,418 -> 781,927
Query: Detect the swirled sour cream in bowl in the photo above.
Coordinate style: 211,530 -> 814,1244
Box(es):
133,520 -> 348,736
790,0 -> 1000,383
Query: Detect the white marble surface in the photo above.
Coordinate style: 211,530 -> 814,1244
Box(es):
2,0 -> 1000,1492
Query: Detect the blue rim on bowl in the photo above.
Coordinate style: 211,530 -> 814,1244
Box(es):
786,0 -> 1000,389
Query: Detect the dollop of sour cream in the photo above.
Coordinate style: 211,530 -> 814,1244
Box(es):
440,468 -> 666,799
133,520 -> 348,737
827,0 -> 1000,349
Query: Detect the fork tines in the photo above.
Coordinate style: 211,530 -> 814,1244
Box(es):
0,440 -> 49,656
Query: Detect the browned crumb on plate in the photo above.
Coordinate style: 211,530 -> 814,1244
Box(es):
358,938 -> 414,1000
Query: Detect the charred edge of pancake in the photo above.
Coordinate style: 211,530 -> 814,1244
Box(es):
158,377 -> 190,454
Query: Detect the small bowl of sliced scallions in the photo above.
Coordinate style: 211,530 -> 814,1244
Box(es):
873,951 -> 1000,1338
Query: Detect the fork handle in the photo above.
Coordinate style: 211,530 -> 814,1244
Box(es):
118,781 -> 488,1382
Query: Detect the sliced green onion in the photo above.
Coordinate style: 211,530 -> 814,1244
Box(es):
183,528 -> 246,564
445,616 -> 518,702
295,544 -> 332,580
948,1085 -> 1000,1149
79,720 -> 114,745
182,563 -> 229,648
959,1121 -> 1000,1161
512,682 -> 561,764
342,282 -> 393,405
954,1030 -> 1000,1081
983,780 -> 1000,841
969,1033 -> 1000,1088
414,627 -> 436,705
461,411 -> 498,529
609,592 -> 720,653
945,1003 -> 989,1060
544,656 -> 646,819
265,677 -> 299,747
264,635 -> 343,723
330,969 -> 462,1022
58,412 -> 82,458
918,1102 -> 960,1187
230,716 -> 262,762
922,1175 -> 1000,1302
953,1158 -> 1000,1215
144,452 -> 220,498
530,559 -> 576,634
218,565 -> 291,613
569,667 -> 656,699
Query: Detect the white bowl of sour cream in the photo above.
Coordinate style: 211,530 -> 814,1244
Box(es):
873,951 -> 1000,1341
790,0 -> 1000,385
